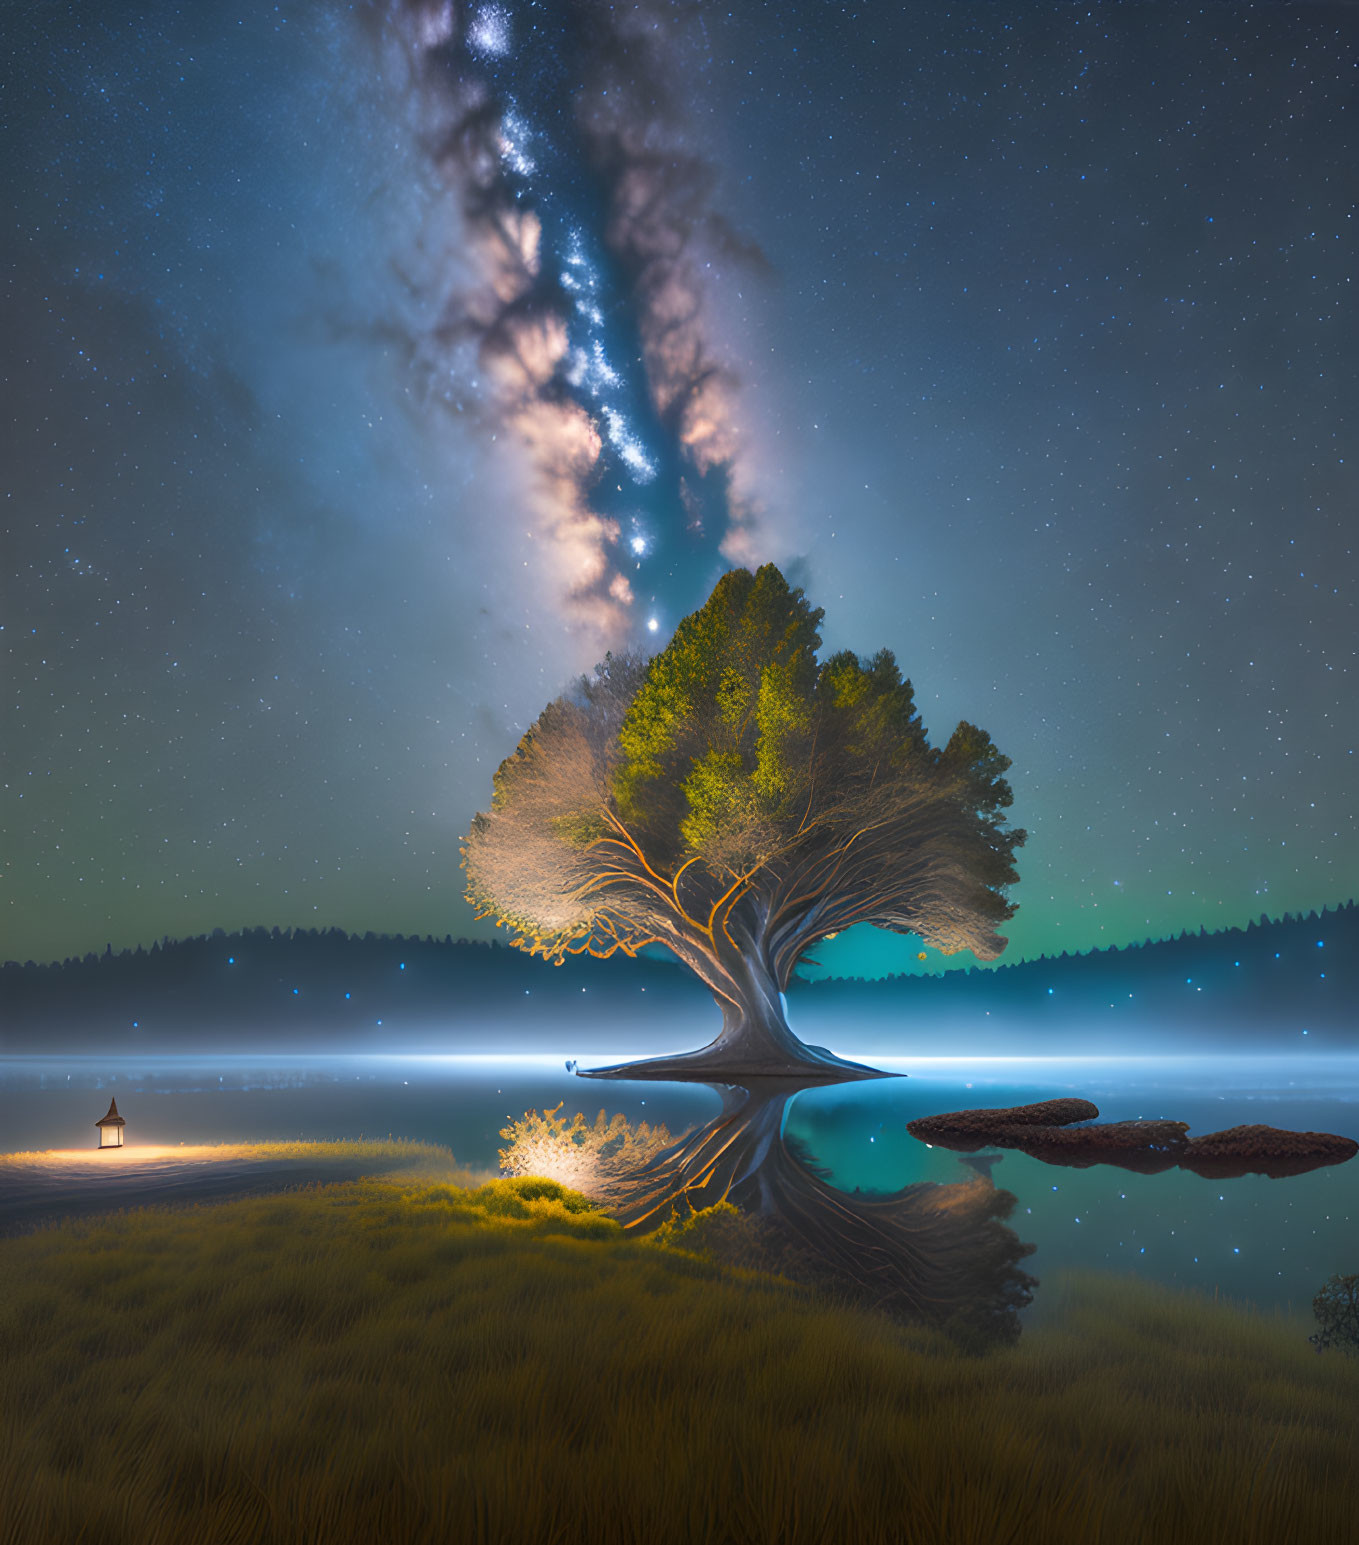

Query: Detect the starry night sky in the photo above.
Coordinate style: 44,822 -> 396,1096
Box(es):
4,1 -> 1356,973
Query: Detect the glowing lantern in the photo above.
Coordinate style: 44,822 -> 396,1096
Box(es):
96,1098 -> 125,1149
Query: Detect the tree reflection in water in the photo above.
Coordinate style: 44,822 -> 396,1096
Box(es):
608,1076 -> 1038,1353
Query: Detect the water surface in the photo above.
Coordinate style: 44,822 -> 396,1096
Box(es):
4,1050 -> 1355,1316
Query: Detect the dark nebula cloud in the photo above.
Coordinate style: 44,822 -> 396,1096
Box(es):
378,0 -> 766,640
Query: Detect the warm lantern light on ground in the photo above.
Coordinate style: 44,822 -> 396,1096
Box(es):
96,1098 -> 125,1149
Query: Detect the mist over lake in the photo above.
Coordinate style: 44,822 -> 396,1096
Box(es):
6,1049 -> 1355,1318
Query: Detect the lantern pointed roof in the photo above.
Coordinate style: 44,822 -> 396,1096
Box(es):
96,1098 -> 125,1128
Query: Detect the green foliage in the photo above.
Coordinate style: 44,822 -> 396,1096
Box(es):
678,748 -> 752,852
609,564 -> 1023,899
2,1193 -> 1356,1545
817,647 -> 925,768
751,657 -> 812,805
615,565 -> 823,837
943,719 -> 1016,812
549,809 -> 610,847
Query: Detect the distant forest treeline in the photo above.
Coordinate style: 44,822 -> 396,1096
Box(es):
791,902 -> 1358,1051
1,902 -> 1355,1052
0,928 -> 705,1052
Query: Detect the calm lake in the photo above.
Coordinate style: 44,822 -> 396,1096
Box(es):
4,1049 -> 1357,1318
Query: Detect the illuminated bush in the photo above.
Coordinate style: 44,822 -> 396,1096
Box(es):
498,1103 -> 679,1205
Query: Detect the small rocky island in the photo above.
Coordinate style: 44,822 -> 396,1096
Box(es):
907,1100 -> 1359,1179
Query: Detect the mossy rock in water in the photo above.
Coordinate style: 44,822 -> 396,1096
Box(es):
1181,1124 -> 1359,1180
1183,1124 -> 1358,1161
1002,1119 -> 1188,1152
908,1098 -> 1099,1147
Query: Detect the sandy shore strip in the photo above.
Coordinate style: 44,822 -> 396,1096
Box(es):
0,1141 -> 476,1235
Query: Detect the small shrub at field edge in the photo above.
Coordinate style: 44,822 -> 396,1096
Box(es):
3,1178 -> 1358,1545
1310,1272 -> 1359,1355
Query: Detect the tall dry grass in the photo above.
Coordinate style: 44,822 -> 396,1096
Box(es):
1,1174 -> 1355,1545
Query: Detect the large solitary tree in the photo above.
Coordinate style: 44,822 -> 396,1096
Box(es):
463,565 -> 1024,1077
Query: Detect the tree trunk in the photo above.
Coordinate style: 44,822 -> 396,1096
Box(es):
578,935 -> 886,1082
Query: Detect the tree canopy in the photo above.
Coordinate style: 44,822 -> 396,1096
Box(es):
463,565 -> 1024,1072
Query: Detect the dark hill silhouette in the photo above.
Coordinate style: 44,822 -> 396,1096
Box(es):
0,928 -> 707,1052
789,901 -> 1358,1054
1,903 -> 1354,1054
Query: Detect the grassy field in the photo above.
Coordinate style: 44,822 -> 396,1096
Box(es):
1,1163 -> 1356,1545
